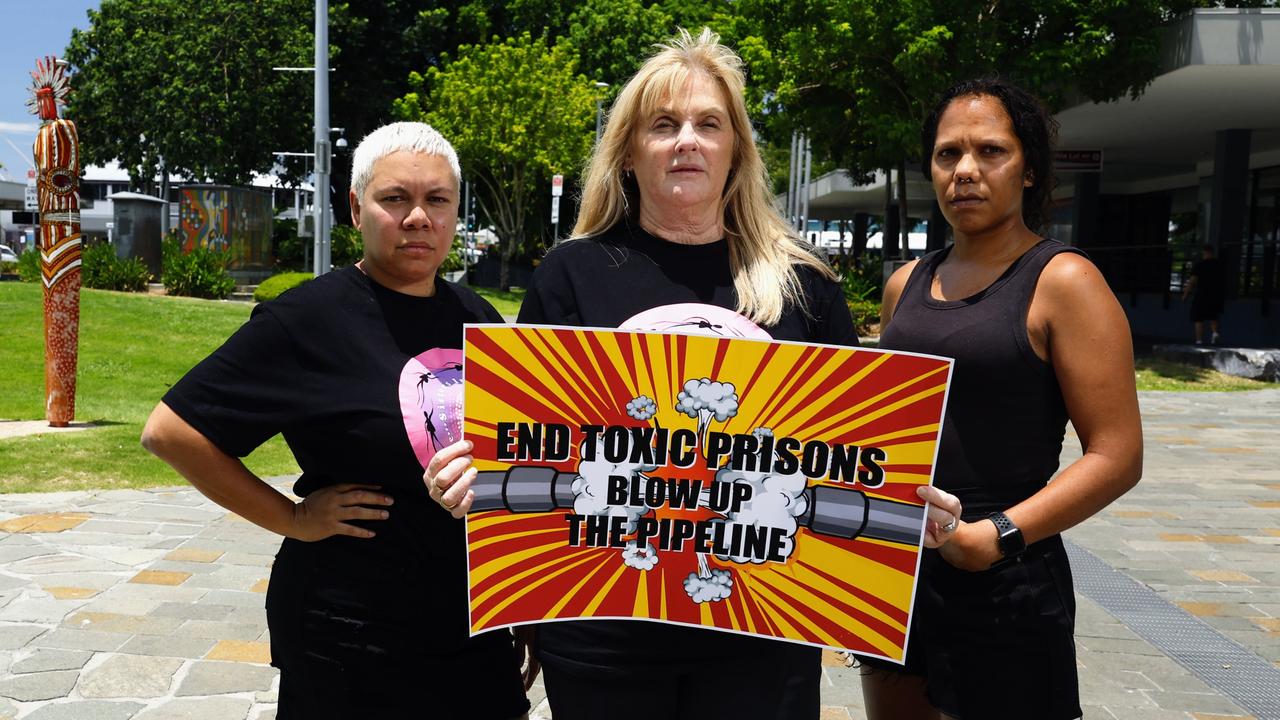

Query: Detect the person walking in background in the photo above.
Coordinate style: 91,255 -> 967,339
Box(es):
859,77 -> 1144,720
141,122 -> 529,720
1183,244 -> 1225,344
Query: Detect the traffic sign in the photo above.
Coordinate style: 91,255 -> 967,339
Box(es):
550,195 -> 561,224
551,174 -> 564,197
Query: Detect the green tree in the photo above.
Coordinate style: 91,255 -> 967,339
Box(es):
64,0 -> 313,187
394,33 -> 600,290
566,0 -> 675,89
737,0 -> 1204,177
732,0 -> 1206,252
327,0 -> 499,224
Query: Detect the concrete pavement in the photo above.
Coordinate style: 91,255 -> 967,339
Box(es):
0,389 -> 1277,719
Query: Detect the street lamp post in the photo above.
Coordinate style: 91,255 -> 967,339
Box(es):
271,5 -> 334,278
312,0 -> 331,277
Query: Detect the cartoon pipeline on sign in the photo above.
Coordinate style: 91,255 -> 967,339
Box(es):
474,376 -> 924,606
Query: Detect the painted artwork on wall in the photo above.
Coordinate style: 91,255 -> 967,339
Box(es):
177,185 -> 272,270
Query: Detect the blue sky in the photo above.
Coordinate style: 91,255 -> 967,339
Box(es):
0,1 -> 100,179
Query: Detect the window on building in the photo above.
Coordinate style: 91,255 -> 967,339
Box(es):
1168,211 -> 1199,293
1241,165 -> 1279,301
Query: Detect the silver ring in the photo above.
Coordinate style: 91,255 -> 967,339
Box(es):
942,517 -> 958,533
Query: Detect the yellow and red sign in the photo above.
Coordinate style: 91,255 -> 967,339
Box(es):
462,325 -> 951,662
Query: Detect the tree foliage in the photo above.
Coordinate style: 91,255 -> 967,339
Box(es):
325,0 -> 502,222
64,0 -> 314,186
60,0 -> 720,224
394,33 -> 600,289
733,0 -> 1202,180
565,0 -> 675,89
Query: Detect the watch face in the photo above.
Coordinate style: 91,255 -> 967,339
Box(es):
991,512 -> 1025,558
999,527 -> 1026,557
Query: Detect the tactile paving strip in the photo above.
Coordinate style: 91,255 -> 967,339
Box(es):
1066,540 -> 1280,719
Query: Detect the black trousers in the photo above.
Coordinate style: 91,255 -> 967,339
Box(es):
860,536 -> 1081,720
541,645 -> 821,720
268,538 -> 530,720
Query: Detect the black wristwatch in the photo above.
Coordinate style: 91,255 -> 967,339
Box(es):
988,512 -> 1026,560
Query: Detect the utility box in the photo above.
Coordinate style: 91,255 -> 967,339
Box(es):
109,191 -> 166,277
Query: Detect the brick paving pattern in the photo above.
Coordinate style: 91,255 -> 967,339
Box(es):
0,389 -> 1276,719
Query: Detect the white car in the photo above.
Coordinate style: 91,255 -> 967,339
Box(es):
0,245 -> 18,264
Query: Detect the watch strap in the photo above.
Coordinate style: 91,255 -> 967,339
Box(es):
988,511 -> 1026,559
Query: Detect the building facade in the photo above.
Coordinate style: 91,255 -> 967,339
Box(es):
797,8 -> 1280,346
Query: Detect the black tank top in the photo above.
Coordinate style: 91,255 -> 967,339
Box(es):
880,239 -> 1085,518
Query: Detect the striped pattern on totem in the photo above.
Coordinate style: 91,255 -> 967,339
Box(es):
41,230 -> 82,289
35,119 -> 79,213
35,118 -> 81,290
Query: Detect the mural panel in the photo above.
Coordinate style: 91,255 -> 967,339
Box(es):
177,185 -> 272,270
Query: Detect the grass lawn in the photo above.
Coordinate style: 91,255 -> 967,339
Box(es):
1,281 -> 1268,493
469,285 -> 525,316
0,282 -> 298,493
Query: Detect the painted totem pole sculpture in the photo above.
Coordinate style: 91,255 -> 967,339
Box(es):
28,56 -> 81,426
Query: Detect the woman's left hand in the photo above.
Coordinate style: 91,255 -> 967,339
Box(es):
916,485 -> 963,549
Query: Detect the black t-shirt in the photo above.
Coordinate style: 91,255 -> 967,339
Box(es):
518,221 -> 859,668
1191,257 -> 1225,300
163,266 -> 504,653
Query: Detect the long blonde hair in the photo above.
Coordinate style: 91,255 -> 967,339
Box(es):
571,28 -> 834,326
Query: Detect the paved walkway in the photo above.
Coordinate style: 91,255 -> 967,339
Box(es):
0,390 -> 1277,719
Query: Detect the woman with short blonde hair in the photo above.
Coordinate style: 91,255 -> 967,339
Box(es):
144,122 -> 530,719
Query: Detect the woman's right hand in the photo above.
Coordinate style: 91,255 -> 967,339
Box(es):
289,484 -> 393,541
426,439 -> 477,519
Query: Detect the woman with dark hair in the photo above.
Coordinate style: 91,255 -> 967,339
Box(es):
858,77 -> 1143,719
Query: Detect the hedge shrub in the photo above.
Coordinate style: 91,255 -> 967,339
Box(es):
254,272 -> 313,302
330,224 -> 363,268
81,242 -> 150,292
439,236 -> 467,275
841,262 -> 881,304
274,221 -> 363,271
272,218 -> 304,270
162,238 -> 235,299
847,298 -> 881,337
17,249 -> 40,282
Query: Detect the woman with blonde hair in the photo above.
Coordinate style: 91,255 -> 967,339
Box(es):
563,26 -> 828,325
427,28 -> 963,719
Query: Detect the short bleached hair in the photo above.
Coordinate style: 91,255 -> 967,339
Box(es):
350,122 -> 462,198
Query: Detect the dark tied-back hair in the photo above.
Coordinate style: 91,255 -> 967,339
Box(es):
920,77 -> 1059,232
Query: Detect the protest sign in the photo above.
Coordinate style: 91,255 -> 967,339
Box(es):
462,324 -> 950,661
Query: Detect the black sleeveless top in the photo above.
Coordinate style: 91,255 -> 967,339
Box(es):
880,239 -> 1086,519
